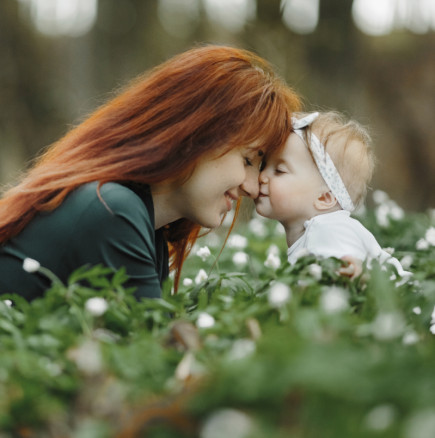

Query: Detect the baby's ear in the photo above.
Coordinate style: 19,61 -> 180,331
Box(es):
314,191 -> 338,211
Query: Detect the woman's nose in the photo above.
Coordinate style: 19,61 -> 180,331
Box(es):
240,167 -> 260,199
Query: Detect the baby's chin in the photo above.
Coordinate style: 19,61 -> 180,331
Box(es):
254,206 -> 269,219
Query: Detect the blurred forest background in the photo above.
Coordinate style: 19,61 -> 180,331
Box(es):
0,0 -> 434,211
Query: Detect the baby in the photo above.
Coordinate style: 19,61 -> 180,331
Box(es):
255,111 -> 409,277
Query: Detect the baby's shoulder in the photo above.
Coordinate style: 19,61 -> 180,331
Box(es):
308,212 -> 373,241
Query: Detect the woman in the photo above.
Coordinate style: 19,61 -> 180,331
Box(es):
0,45 -> 301,300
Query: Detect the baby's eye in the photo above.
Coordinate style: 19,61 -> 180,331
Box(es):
275,167 -> 286,174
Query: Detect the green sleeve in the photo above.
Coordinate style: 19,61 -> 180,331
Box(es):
64,183 -> 165,299
0,183 -> 168,300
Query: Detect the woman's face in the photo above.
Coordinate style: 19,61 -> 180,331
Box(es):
175,145 -> 263,228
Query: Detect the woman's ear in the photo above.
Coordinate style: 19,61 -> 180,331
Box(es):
314,191 -> 338,211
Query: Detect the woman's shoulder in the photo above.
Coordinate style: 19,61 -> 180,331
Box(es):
68,182 -> 154,228
75,182 -> 143,204
74,182 -> 148,210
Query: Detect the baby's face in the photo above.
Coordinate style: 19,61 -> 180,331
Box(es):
255,133 -> 326,227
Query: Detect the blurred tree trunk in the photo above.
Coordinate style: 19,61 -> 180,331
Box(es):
303,0 -> 361,108
0,0 -> 64,182
363,36 -> 435,208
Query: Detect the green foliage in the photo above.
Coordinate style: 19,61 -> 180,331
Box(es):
0,205 -> 434,437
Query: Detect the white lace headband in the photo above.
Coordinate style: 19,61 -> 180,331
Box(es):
291,112 -> 355,212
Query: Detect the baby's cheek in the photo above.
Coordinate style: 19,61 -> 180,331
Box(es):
272,193 -> 292,212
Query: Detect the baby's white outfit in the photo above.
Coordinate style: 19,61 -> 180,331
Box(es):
287,210 -> 410,277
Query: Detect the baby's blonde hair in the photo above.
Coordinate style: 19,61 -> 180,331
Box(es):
294,111 -> 375,208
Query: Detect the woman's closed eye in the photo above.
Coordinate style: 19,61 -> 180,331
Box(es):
245,156 -> 263,170
244,157 -> 253,167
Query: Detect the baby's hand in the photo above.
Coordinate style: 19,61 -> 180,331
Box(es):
338,255 -> 363,279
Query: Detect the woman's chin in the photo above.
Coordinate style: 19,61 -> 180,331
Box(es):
200,215 -> 224,230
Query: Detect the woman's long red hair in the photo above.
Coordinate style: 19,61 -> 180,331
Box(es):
0,45 -> 300,287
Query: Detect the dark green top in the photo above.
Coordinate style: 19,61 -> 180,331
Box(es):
0,182 -> 169,300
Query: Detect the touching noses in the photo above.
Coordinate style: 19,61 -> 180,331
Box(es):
259,169 -> 268,185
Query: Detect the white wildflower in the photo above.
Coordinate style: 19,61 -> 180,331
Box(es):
195,269 -> 208,284
268,282 -> 291,308
389,203 -> 404,220
22,258 -> 40,273
431,306 -> 435,324
67,339 -> 103,375
403,409 -> 435,438
227,339 -> 256,361
372,312 -> 405,341
412,306 -> 422,315
416,238 -> 429,250
297,279 -> 310,288
266,244 -> 280,256
308,263 -> 322,280
364,404 -> 396,432
227,234 -> 248,249
85,297 -> 109,317
320,287 -> 349,314
375,204 -> 390,228
183,277 -> 193,287
200,409 -> 253,438
3,300 -> 12,307
248,217 -> 267,237
430,325 -> 435,335
232,251 -> 249,266
196,312 -> 215,329
196,246 -> 211,261
400,255 -> 413,270
425,227 -> 435,246
402,331 -> 419,345
372,190 -> 389,204
264,252 -> 281,270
